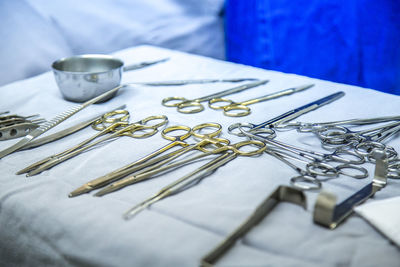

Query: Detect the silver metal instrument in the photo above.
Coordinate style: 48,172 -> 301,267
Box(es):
228,91 -> 345,136
0,84 -> 124,159
201,186 -> 306,266
313,149 -> 388,229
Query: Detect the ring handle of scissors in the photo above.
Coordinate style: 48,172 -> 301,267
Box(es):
228,122 -> 256,137
139,115 -> 168,128
161,96 -> 189,107
92,110 -> 130,131
121,124 -> 159,138
191,123 -> 222,139
290,175 -> 322,190
355,141 -> 386,157
223,105 -> 251,117
208,98 -> 234,110
231,140 -> 266,156
161,125 -> 192,141
335,164 -> 369,179
306,162 -> 338,177
328,149 -> 365,165
176,101 -> 204,114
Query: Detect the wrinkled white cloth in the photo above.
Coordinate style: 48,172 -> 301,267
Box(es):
0,0 -> 224,86
0,45 -> 400,267
355,196 -> 400,247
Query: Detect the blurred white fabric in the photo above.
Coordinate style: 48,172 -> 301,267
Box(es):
0,0 -> 225,86
355,196 -> 400,247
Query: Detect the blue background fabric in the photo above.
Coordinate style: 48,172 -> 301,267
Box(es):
225,0 -> 400,95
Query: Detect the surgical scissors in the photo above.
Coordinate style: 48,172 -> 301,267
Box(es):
123,139 -> 266,219
17,110 -> 168,176
162,80 -> 269,114
239,127 -> 369,188
69,123 -> 222,197
208,84 -> 314,117
311,121 -> 400,162
228,91 -> 345,137
94,123 -> 230,196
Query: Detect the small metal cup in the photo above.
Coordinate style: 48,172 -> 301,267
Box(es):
52,54 -> 124,102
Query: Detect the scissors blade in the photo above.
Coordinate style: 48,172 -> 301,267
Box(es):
0,85 -> 123,160
254,91 -> 345,129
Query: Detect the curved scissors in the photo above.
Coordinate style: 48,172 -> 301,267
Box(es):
162,80 -> 269,114
123,139 -> 266,219
17,111 -> 168,176
208,84 -> 313,117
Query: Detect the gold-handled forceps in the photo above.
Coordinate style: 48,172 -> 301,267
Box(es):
208,84 -> 313,117
123,139 -> 267,219
162,80 -> 269,114
17,110 -> 168,176
69,124 -> 202,197
94,123 -> 230,196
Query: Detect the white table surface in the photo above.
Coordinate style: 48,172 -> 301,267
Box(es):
0,45 -> 399,267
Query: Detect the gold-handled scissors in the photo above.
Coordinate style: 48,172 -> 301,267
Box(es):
123,138 -> 267,219
161,80 -> 269,114
93,123 -> 230,196
208,84 -> 314,117
17,110 -> 168,176
69,122 -> 224,197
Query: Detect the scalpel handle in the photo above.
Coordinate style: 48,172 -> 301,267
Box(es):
254,91 -> 345,129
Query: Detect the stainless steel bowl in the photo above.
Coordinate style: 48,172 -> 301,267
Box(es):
52,54 -> 124,102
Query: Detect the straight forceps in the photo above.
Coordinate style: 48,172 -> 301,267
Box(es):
208,84 -> 313,117
162,80 -> 269,114
123,139 -> 266,219
17,111 -> 168,176
228,91 -> 345,137
94,123 -> 230,196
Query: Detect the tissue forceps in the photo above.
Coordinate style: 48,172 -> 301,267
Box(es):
18,112 -> 168,176
162,80 -> 269,114
123,139 -> 266,219
228,91 -> 345,137
208,84 -> 313,117
94,123 -> 230,196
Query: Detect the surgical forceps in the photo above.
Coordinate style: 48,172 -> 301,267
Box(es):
228,91 -> 345,137
208,84 -> 314,117
277,115 -> 400,133
17,111 -> 168,176
239,128 -> 369,190
94,123 -> 231,196
162,80 -> 269,114
123,139 -> 266,219
69,123 -> 223,197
